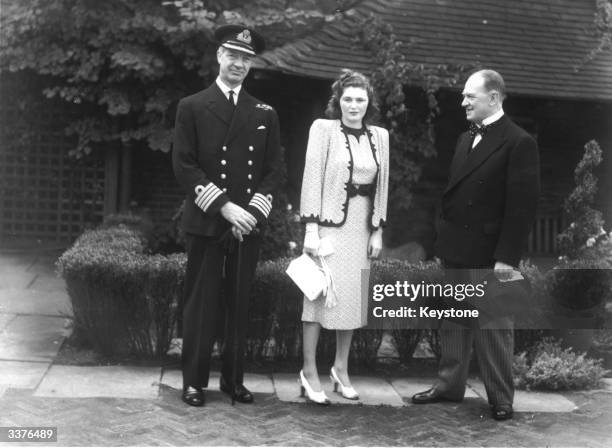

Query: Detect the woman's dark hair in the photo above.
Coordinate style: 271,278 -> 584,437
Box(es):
324,69 -> 379,124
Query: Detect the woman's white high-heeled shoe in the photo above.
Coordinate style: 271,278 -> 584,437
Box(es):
299,370 -> 330,405
330,367 -> 359,400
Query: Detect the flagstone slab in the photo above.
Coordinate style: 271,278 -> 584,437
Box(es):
0,360 -> 49,388
341,376 -> 405,406
391,377 -> 480,401
513,390 -> 578,412
160,369 -> 274,394
0,253 -> 36,269
0,288 -> 71,316
29,274 -> 67,293
27,256 -> 62,276
0,315 -> 70,362
273,373 -> 405,407
0,269 -> 37,290
467,378 -> 577,412
465,377 -> 488,399
35,365 -> 161,399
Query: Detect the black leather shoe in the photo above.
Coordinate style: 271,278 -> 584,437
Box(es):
220,376 -> 254,403
182,386 -> 205,407
492,405 -> 514,421
411,388 -> 461,404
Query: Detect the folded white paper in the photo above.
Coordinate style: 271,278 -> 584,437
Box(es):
286,254 -> 327,301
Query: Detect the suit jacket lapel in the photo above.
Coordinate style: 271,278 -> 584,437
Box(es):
444,115 -> 510,194
446,133 -> 471,189
203,84 -> 234,125
225,90 -> 256,145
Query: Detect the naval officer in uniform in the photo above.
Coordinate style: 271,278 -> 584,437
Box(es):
172,24 -> 281,407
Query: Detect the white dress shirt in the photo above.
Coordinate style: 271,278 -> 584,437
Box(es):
472,109 -> 505,148
215,77 -> 242,105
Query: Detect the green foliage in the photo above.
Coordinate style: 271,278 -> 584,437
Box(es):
57,224 -> 185,358
1,0 -> 206,157
513,338 -> 609,390
356,15 -> 472,210
577,0 -> 612,69
550,139 -> 611,314
557,140 -> 606,259
369,259 -> 443,362
259,147 -> 304,260
547,260 -> 611,311
260,198 -> 303,261
514,330 -> 549,355
0,0 -> 329,158
371,258 -> 443,285
101,212 -> 155,242
247,257 -> 441,363
248,257 -> 302,360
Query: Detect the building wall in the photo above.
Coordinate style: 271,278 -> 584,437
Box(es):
247,73 -> 612,257
0,74 -> 105,245
131,146 -> 184,228
385,91 -> 612,256
2,70 -> 610,253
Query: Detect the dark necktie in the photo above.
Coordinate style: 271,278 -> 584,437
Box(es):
228,90 -> 235,107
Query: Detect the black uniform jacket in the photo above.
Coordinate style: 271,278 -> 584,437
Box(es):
434,115 -> 540,267
172,83 -> 281,236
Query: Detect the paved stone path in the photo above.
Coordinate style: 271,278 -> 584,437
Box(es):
1,251 -> 611,446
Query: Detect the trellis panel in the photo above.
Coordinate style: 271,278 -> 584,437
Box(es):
0,76 -> 105,243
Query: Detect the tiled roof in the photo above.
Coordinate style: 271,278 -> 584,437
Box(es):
256,0 -> 612,101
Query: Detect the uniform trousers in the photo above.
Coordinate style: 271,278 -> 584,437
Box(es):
434,260 -> 514,407
182,232 -> 261,388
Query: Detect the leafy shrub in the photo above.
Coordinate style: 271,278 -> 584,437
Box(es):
557,140 -> 605,259
57,225 -> 184,358
101,212 -> 154,239
547,259 -> 611,311
68,226 -> 147,254
514,330 -> 549,355
248,257 -> 302,360
513,338 -> 609,390
369,259 -> 443,361
247,257 -> 383,365
259,146 -> 303,261
546,139 -> 611,326
244,257 -> 444,364
148,202 -> 186,255
260,201 -> 303,261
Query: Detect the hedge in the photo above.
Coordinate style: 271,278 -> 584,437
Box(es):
57,220 -> 449,362
57,225 -> 184,358
58,219 -> 576,365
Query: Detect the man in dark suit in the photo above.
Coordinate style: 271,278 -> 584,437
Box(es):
172,25 -> 281,407
412,69 -> 540,420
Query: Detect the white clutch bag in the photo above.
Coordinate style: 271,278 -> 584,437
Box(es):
286,237 -> 337,306
286,254 -> 327,301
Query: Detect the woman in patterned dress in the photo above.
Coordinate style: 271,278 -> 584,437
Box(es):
298,70 -> 389,404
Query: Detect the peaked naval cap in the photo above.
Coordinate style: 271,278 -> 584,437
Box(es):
214,24 -> 265,56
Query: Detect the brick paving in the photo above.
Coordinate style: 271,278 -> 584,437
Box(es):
1,387 -> 611,446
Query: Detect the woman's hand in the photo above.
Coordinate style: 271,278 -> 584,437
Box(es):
303,222 -> 320,256
368,229 -> 383,259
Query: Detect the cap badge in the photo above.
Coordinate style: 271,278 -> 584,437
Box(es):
237,30 -> 252,44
